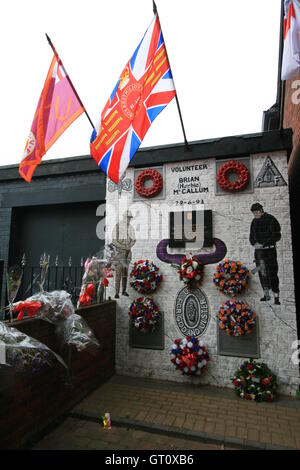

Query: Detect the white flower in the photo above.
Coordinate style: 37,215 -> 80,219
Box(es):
184,366 -> 189,373
198,349 -> 203,355
187,341 -> 193,348
195,275 -> 201,281
199,341 -> 204,347
176,358 -> 180,364
172,343 -> 178,349
192,261 -> 198,269
186,266 -> 193,274
191,366 -> 196,372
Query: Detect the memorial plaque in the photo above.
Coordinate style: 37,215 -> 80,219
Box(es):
217,319 -> 260,358
169,210 -> 213,248
129,313 -> 164,350
174,287 -> 210,337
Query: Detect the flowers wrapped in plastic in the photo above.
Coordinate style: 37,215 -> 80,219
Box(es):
6,265 -> 23,322
77,256 -> 113,307
55,314 -> 99,353
13,290 -> 100,353
0,321 -> 67,374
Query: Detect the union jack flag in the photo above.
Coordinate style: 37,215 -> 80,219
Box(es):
90,14 -> 176,183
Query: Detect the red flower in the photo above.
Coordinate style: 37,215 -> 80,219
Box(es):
101,278 -> 109,287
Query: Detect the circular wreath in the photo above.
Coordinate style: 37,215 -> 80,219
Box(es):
130,260 -> 163,294
128,297 -> 160,333
135,169 -> 163,198
232,359 -> 278,402
217,160 -> 249,192
213,259 -> 250,296
171,336 -> 209,376
217,300 -> 256,336
178,255 -> 204,290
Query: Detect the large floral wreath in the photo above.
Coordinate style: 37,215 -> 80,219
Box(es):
171,336 -> 209,376
217,300 -> 256,336
178,255 -> 204,290
135,169 -> 163,198
217,160 -> 249,192
128,297 -> 160,333
213,259 -> 250,296
232,359 -> 278,402
130,260 -> 163,294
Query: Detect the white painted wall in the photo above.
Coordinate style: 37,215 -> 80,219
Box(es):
105,150 -> 299,396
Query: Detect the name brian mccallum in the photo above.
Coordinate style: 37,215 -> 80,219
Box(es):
171,164 -> 208,172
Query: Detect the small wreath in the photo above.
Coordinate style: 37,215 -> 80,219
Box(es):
135,169 -> 163,198
130,260 -> 163,294
217,160 -> 249,192
178,255 -> 204,290
171,336 -> 209,376
128,297 -> 160,333
232,359 -> 278,402
217,300 -> 256,336
213,259 -> 250,296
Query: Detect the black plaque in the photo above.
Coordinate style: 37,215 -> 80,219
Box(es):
129,313 -> 164,350
217,319 -> 260,358
169,210 -> 213,248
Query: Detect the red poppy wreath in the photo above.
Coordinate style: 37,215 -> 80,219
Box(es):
135,169 -> 163,198
217,160 -> 249,192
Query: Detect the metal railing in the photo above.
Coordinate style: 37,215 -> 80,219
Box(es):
0,254 -> 107,320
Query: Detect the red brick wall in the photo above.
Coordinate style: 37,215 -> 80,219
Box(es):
0,301 -> 116,449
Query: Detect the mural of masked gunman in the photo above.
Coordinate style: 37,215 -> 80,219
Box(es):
249,203 -> 281,305
111,210 -> 136,299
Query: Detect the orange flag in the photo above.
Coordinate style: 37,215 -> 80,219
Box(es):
20,54 -> 84,182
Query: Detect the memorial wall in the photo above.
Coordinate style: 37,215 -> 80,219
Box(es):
105,149 -> 299,395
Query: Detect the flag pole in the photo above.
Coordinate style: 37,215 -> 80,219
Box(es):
152,1 -> 190,149
278,0 -> 285,130
45,33 -> 95,130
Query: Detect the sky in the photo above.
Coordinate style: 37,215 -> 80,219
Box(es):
0,0 -> 282,167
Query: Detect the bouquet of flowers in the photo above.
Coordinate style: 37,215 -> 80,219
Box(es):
178,255 -> 204,291
217,300 -> 256,336
171,336 -> 209,376
0,321 -> 66,374
213,259 -> 250,296
232,359 -> 278,402
6,265 -> 23,322
13,290 -> 100,353
22,290 -> 74,324
128,297 -> 160,333
55,314 -> 99,353
77,257 -> 113,307
130,260 -> 163,294
78,284 -> 96,306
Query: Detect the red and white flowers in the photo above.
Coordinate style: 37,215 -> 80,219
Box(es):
178,255 -> 204,290
171,336 -> 209,376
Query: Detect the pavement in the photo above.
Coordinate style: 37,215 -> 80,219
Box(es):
32,374 -> 300,450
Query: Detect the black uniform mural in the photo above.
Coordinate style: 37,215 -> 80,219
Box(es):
249,203 -> 281,305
